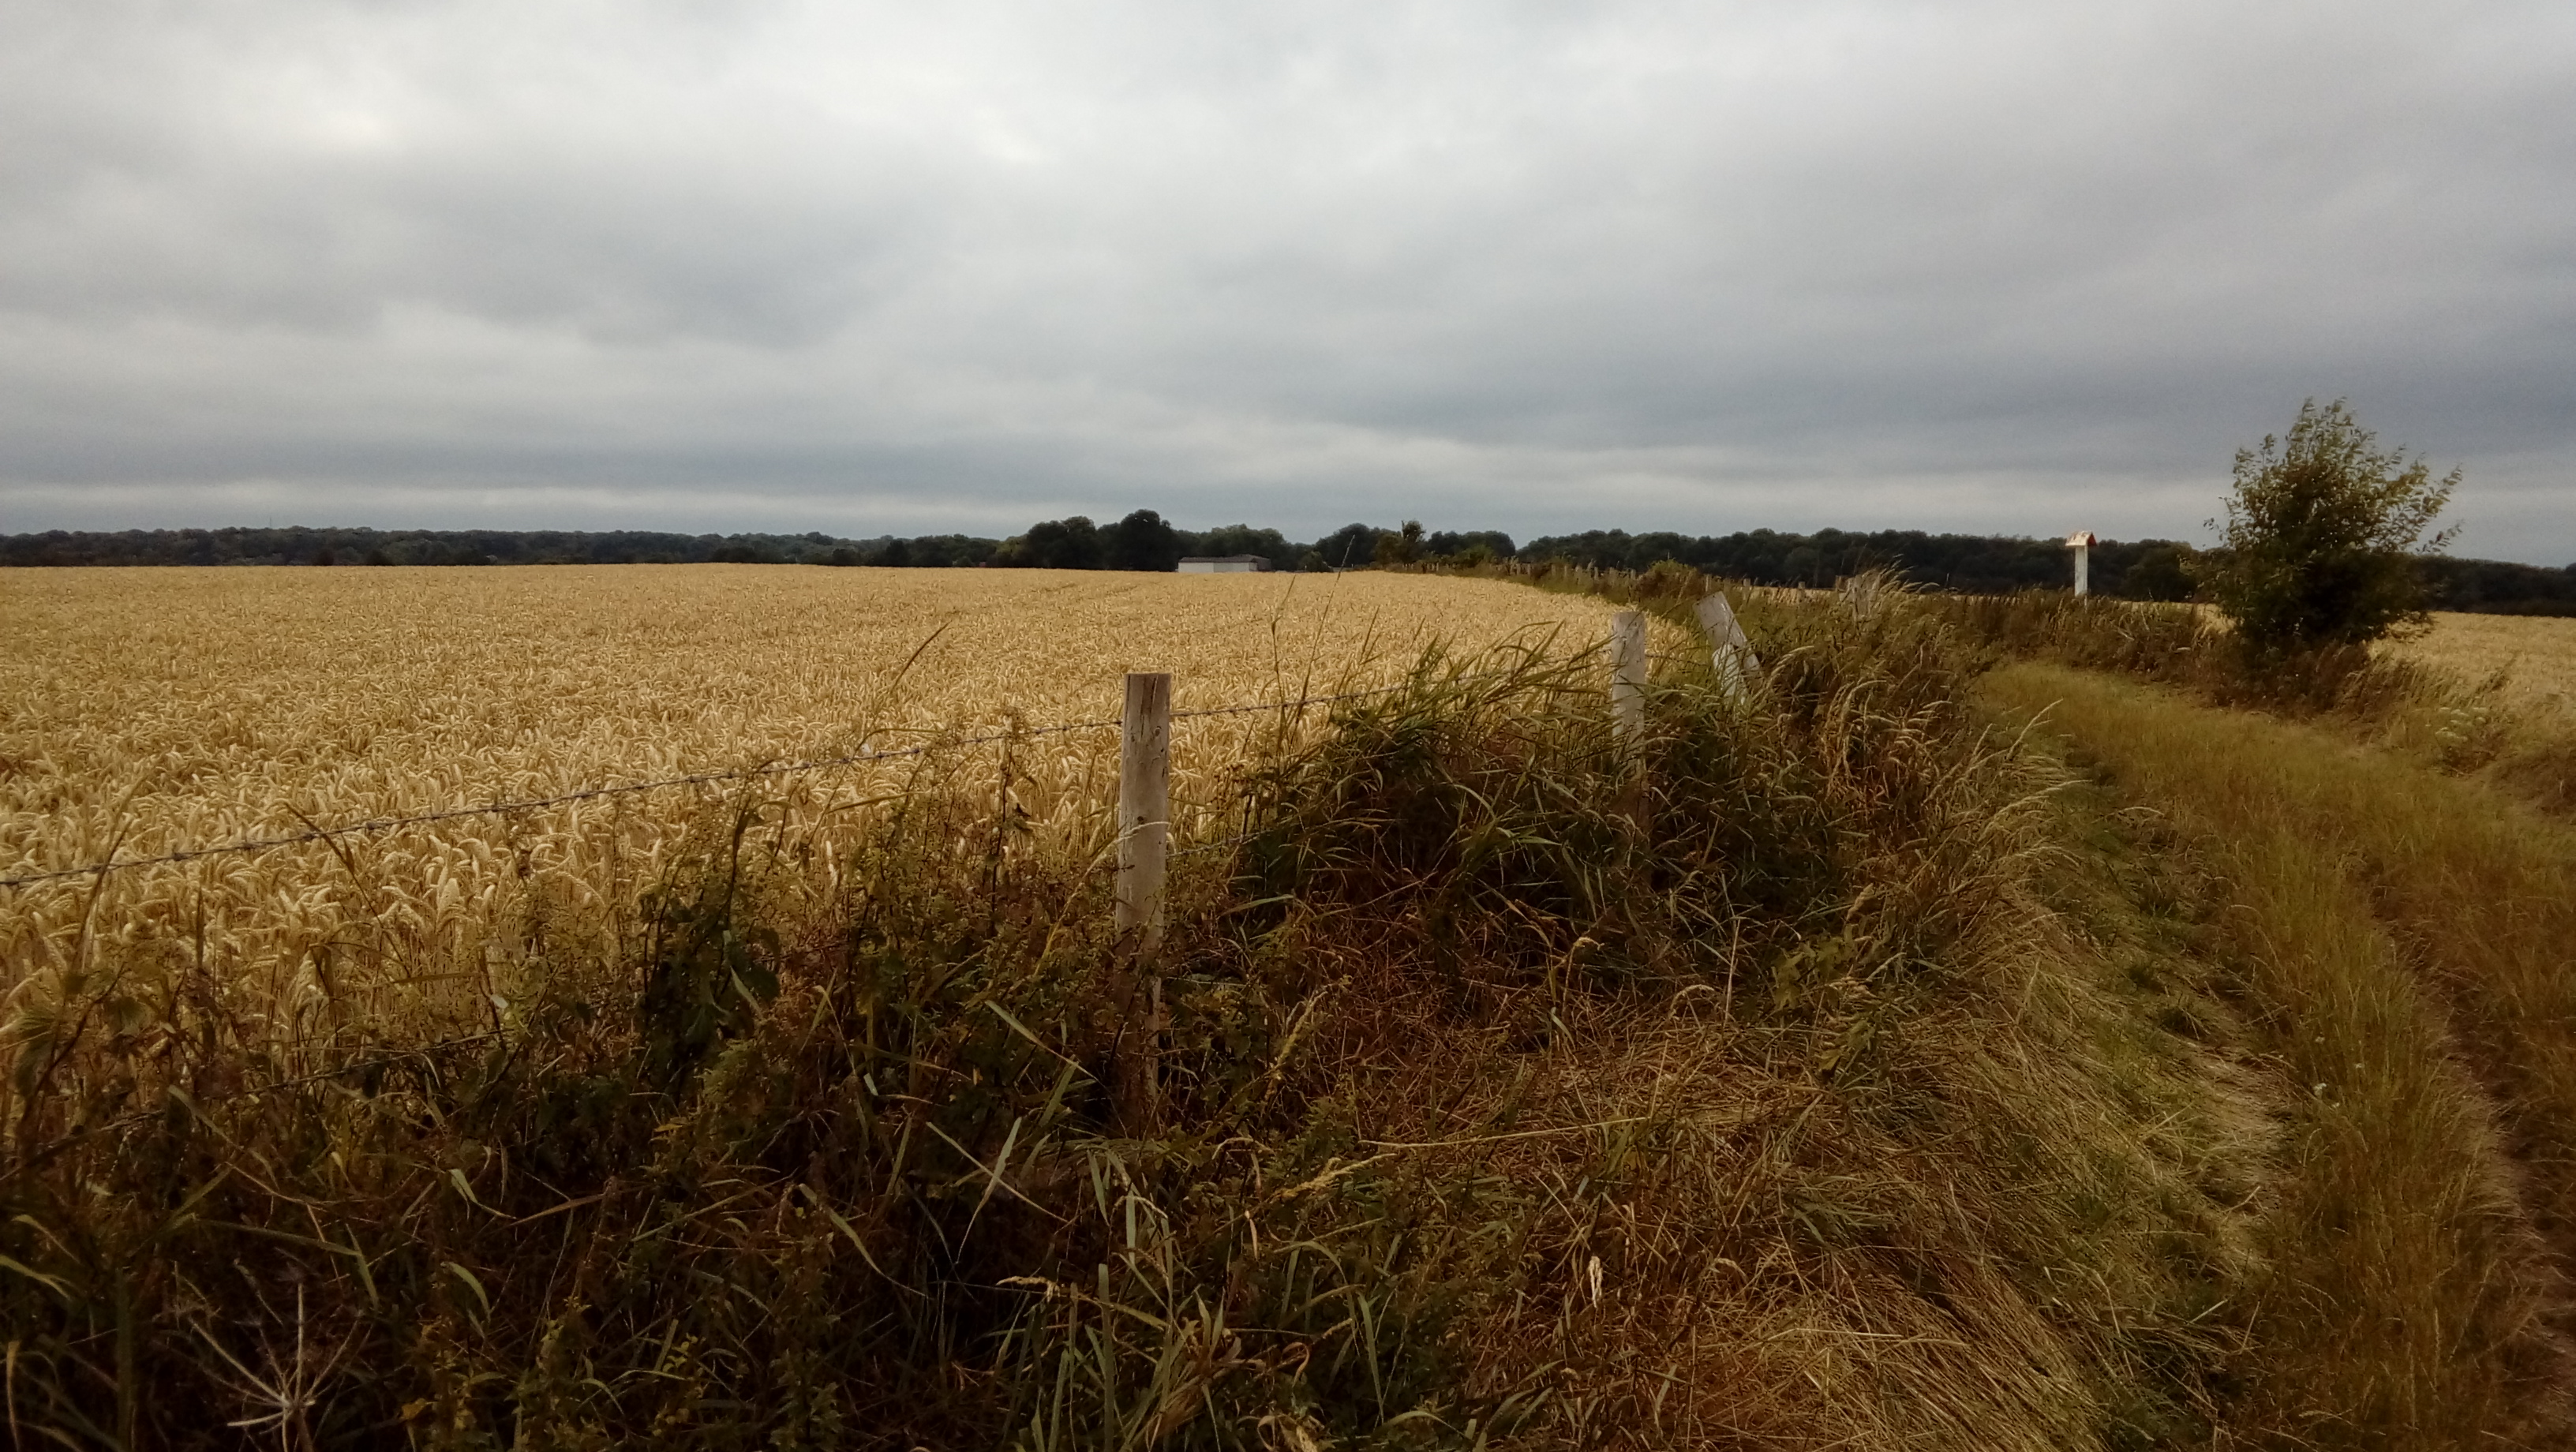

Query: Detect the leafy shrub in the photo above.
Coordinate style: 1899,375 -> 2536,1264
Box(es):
2203,399 -> 2460,653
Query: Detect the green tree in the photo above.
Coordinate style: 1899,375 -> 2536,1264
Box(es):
2204,399 -> 2459,653
1102,508 -> 1182,571
995,515 -> 1102,569
1310,522 -> 1380,571
1371,519 -> 1425,567
1192,522 -> 1293,563
2121,544 -> 2196,601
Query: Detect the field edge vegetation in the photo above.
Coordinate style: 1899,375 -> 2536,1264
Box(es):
1934,589 -> 2576,821
2,588 -> 2309,1450
1990,662 -> 2576,1446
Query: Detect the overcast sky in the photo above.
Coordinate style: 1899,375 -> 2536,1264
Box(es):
3,1 -> 2570,561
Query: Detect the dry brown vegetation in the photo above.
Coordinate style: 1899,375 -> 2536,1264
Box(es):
14,565 -> 2572,1449
1988,663 -> 2576,1446
1958,585 -> 2576,1443
0,572 -> 2294,1449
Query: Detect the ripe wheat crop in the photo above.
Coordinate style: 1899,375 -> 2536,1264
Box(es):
1,566 -> 1646,1031
2383,609 -> 2576,717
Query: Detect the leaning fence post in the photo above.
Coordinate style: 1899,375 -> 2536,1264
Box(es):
1690,589 -> 1772,705
1111,671 -> 1171,1130
1694,591 -> 1761,704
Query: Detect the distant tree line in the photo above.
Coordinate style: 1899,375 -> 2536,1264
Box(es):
8,517 -> 2570,613
0,526 -> 997,569
985,511 -> 1290,571
2415,556 -> 2576,616
1517,526 -> 2203,599
1514,526 -> 2576,615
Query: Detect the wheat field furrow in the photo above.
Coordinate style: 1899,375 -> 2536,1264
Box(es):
2,565 -> 1639,1011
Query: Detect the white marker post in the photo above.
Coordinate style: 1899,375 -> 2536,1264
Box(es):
2065,531 -> 2096,597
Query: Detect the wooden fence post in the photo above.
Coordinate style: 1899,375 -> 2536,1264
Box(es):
1115,672 -> 1172,956
1608,611 -> 1649,835
1609,610 -> 1647,747
1111,671 -> 1170,1130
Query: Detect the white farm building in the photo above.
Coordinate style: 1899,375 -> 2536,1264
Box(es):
1176,556 -> 1273,573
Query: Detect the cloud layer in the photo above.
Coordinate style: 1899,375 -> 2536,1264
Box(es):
4,0 -> 2570,558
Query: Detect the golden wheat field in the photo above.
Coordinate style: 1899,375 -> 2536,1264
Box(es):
2385,609 -> 2576,716
1,566 -> 1646,1025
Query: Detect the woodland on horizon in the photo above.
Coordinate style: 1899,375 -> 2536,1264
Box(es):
6,515 -> 2574,614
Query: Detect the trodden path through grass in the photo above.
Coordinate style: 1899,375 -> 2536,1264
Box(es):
1984,662 -> 2576,1450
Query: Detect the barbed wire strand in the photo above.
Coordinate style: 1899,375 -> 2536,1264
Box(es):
1166,666 -> 1511,721
1,665 -> 1544,891
1,663 -> 1571,1169
0,717 -> 1111,891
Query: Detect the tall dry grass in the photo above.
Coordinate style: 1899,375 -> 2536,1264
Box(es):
1986,661 -> 2576,1446
0,585 -> 2275,1449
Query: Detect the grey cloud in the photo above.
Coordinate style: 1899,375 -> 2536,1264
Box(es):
1,0 -> 2570,558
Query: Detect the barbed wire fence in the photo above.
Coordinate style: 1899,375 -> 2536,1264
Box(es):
1,629 -> 1664,1169
0,667 -> 1540,893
